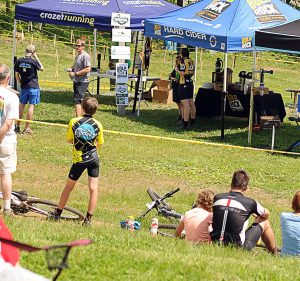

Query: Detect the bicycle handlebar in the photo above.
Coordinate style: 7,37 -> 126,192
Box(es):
161,188 -> 180,201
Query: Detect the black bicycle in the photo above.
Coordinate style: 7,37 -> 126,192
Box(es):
0,190 -> 84,221
136,188 -> 183,236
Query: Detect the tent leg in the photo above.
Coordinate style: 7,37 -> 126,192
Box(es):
248,49 -> 256,145
221,53 -> 228,140
11,19 -> 17,87
194,47 -> 198,95
137,36 -> 146,117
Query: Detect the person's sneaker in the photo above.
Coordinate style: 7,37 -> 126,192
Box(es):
14,126 -> 21,134
47,210 -> 61,221
22,128 -> 33,135
3,209 -> 14,217
82,217 -> 92,226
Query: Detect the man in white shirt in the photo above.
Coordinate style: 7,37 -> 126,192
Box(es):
0,64 -> 19,215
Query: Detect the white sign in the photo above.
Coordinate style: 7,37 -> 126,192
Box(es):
112,28 -> 131,43
111,13 -> 131,27
111,46 -> 130,60
116,63 -> 128,84
116,84 -> 128,105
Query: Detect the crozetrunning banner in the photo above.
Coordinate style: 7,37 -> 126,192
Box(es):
15,0 -> 179,30
144,0 -> 300,52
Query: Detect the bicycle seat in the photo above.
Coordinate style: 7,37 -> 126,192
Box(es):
12,190 -> 28,201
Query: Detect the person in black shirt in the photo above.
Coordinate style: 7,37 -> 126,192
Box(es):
14,44 -> 44,134
210,169 -> 277,254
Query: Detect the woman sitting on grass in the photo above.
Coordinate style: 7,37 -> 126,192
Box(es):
280,191 -> 300,256
175,190 -> 214,243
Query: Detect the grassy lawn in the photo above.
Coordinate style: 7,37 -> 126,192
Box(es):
1,33 -> 300,280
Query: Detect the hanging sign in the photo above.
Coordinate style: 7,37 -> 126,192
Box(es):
112,28 -> 132,43
111,46 -> 130,60
116,63 -> 128,84
111,13 -> 131,27
116,84 -> 129,105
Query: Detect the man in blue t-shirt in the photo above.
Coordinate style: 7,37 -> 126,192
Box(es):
14,44 -> 44,134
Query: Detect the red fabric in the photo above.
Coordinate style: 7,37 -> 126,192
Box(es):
0,217 -> 20,266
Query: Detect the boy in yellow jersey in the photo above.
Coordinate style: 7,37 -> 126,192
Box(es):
49,97 -> 104,226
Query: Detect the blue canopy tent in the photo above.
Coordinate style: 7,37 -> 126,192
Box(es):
11,0 -> 179,86
144,0 -> 300,140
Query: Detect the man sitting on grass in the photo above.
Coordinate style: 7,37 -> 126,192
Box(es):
210,169 -> 278,254
175,190 -> 214,243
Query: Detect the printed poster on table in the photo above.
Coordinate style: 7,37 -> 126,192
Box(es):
116,84 -> 128,106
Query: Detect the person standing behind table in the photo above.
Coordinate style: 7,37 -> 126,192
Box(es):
48,97 -> 104,226
169,55 -> 183,123
210,169 -> 278,254
280,191 -> 300,256
67,39 -> 91,117
0,65 -> 19,216
14,44 -> 44,135
175,190 -> 214,243
178,47 -> 196,130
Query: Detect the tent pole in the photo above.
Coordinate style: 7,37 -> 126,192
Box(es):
221,52 -> 228,140
194,47 -> 198,95
248,49 -> 256,145
11,19 -> 17,87
137,35 -> 146,116
93,28 -> 97,66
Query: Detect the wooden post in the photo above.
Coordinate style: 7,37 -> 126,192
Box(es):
55,49 -> 59,79
54,34 -> 56,47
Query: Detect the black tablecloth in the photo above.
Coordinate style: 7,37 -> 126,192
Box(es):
195,88 -> 286,122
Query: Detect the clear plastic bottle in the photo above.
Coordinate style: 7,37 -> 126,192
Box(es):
127,216 -> 135,231
150,218 -> 159,237
259,83 -> 264,96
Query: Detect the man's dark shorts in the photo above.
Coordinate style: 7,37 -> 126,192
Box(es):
243,223 -> 263,250
73,82 -> 89,104
178,82 -> 194,101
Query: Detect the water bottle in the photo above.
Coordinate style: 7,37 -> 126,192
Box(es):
150,218 -> 159,237
127,215 -> 135,231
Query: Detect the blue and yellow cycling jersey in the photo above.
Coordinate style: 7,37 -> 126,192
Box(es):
67,115 -> 104,163
179,58 -> 195,85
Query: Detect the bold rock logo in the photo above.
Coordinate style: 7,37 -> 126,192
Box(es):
154,24 -> 162,35
195,0 -> 231,21
242,37 -> 252,49
247,0 -> 286,23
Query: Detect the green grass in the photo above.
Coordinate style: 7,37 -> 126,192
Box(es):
1,33 -> 300,280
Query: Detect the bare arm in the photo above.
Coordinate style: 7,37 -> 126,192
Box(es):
260,208 -> 270,219
174,220 -> 184,238
0,119 -> 14,142
15,71 -> 21,84
33,52 -> 44,71
74,66 -> 91,77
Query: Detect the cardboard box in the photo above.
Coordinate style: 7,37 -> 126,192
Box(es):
253,87 -> 269,95
152,89 -> 173,104
260,116 -> 280,129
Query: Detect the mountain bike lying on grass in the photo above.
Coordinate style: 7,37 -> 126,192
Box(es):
136,188 -> 183,236
0,237 -> 92,281
0,191 -> 84,221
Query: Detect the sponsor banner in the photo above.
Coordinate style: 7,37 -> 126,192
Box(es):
111,12 -> 131,27
153,24 -> 227,51
116,84 -> 129,105
112,28 -> 132,42
195,0 -> 231,21
122,0 -> 167,7
247,0 -> 286,23
111,46 -> 131,60
39,12 -> 95,26
116,63 -> 128,84
241,37 -> 252,49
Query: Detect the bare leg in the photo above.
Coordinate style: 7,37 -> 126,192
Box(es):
17,104 -> 26,127
1,174 -> 12,210
75,104 -> 82,117
57,178 -> 77,210
189,99 -> 196,119
87,176 -> 98,214
25,104 -> 35,129
181,99 -> 190,122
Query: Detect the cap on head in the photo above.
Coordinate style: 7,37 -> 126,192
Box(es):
25,44 -> 36,56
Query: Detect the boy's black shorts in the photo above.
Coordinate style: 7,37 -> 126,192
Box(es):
73,82 -> 89,104
68,157 -> 100,181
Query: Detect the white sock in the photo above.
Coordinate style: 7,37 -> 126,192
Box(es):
4,200 -> 11,210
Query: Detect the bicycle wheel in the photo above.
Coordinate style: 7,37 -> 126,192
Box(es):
27,199 -> 85,221
147,188 -> 172,211
157,224 -> 177,237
